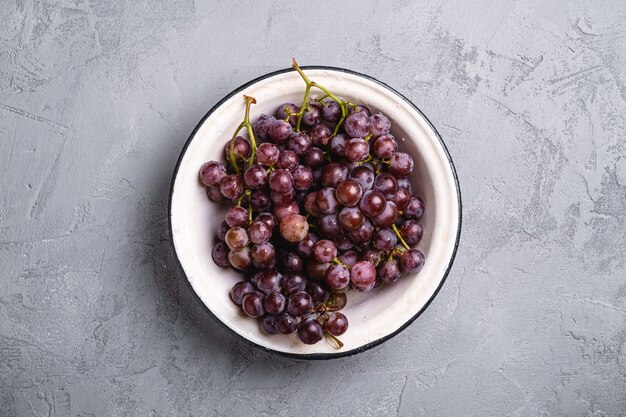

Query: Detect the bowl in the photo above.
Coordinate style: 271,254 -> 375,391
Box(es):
169,66 -> 461,359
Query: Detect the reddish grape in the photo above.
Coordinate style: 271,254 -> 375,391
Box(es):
212,241 -> 230,267
325,312 -> 349,336
336,179 -> 363,207
230,281 -> 255,305
242,292 -> 265,318
279,213 -> 309,242
199,161 -> 227,187
350,261 -> 376,291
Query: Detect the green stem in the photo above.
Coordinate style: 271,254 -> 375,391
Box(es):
243,96 -> 258,163
295,83 -> 312,132
332,257 -> 351,269
391,224 -> 410,250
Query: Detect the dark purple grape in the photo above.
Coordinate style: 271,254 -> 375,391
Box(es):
405,196 -> 425,219
199,161 -> 227,187
302,147 -> 325,168
271,189 -> 295,205
252,242 -> 276,270
276,150 -> 299,171
224,136 -> 251,160
321,162 -> 349,188
212,241 -> 231,267
248,220 -> 271,244
298,316 -> 324,344
250,190 -> 271,211
310,124 -> 332,146
256,143 -> 279,166
307,281 -> 330,304
373,173 -> 398,198
313,239 -> 337,263
336,179 -> 363,207
350,104 -> 371,116
288,132 -> 312,156
302,103 -> 322,126
359,190 -> 386,217
256,212 -> 277,230
369,113 -> 391,137
249,271 -> 263,288
253,114 -> 276,140
281,252 -> 303,273
219,174 -> 244,199
391,187 -> 411,210
296,232 -> 319,257
287,291 -> 313,317
276,313 -> 298,334
325,264 -> 350,290
351,261 -> 376,291
273,202 -> 299,222
279,213 -> 309,242
373,134 -> 398,159
256,270 -> 282,294
338,249 -> 358,267
322,100 -> 342,122
317,213 -> 341,238
325,312 -> 348,336
346,218 -> 374,243
378,259 -> 401,283
348,166 -> 375,192
344,138 -> 370,162
264,291 -> 286,315
293,165 -> 314,191
225,206 -> 248,228
374,228 -> 397,252
260,314 -> 279,334
225,227 -> 248,250
206,186 -> 225,202
389,152 -> 414,176
330,134 -> 348,158
276,103 -> 299,126
306,260 -> 331,281
282,273 -> 307,294
335,233 -> 354,251
399,220 -> 424,245
304,191 -> 321,216
316,187 -> 341,214
268,169 -> 294,194
230,281 -> 255,305
400,249 -> 425,273
360,249 -> 383,267
242,292 -> 265,318
344,111 -> 371,138
372,201 -> 398,227
338,206 -> 364,231
269,119 -> 293,143
217,221 -> 230,241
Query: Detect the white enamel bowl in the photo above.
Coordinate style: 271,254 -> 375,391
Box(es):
169,67 -> 461,359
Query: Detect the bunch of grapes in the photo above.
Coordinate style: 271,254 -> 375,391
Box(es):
198,60 -> 425,347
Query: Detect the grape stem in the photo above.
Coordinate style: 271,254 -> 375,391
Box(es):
292,58 -> 349,136
325,332 -> 344,349
228,96 -> 258,174
332,257 -> 351,269
391,224 -> 410,250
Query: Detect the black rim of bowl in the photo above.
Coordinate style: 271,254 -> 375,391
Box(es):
168,66 -> 463,360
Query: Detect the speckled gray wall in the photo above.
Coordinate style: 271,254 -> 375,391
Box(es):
1,0 -> 625,416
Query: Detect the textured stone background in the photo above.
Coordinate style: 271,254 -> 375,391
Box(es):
1,0 -> 626,416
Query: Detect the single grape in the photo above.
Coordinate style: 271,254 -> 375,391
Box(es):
217,221 -> 230,241
304,191 -> 321,216
389,152 -> 414,176
268,169 -> 294,194
206,185 -> 224,202
372,201 -> 398,227
278,213 -> 308,243
276,150 -> 299,172
325,312 -> 349,336
225,227 -> 248,250
325,264 -> 350,290
373,134 -> 398,159
336,179 -> 363,207
276,313 -> 298,334
302,147 -> 325,168
399,220 -> 424,245
350,104 -> 371,116
330,134 -> 348,158
268,119 -> 293,143
405,196 -> 425,219
374,228 -> 397,252
252,114 -> 276,140
287,291 -> 313,317
296,232 -> 319,257
400,249 -> 425,273
252,242 -> 276,270
224,136 -> 251,160
317,213 -> 341,238
309,124 -> 332,146
373,172 -> 398,198
281,252 -> 303,273
344,138 -> 370,162
248,220 -> 271,244
369,113 -> 391,137
335,233 -> 354,251
271,189 -> 295,206
242,292 -> 265,318
276,102 -> 299,126
338,206 -> 364,231
346,218 -> 374,243
307,281 -> 330,304
256,270 -> 282,294
219,174 -> 244,199
256,143 -> 279,166
344,111 -> 371,138
225,206 -> 248,228
338,249 -> 358,267
378,259 -> 401,283
316,187 -> 341,214
302,103 -> 322,126
313,239 -> 338,263
230,281 -> 255,305
306,260 -> 331,281
321,162 -> 349,188
391,187 -> 411,210
292,165 -> 314,191
359,190 -> 386,217
250,190 -> 271,211
298,316 -> 324,344
199,161 -> 227,187
256,212 -> 277,230
260,314 -> 279,334
212,241 -> 230,267
288,131 -> 312,156
264,291 -> 286,315
228,246 -> 253,270
348,165 -> 375,192
322,100 -> 342,122
350,261 -> 376,291
282,273 -> 307,294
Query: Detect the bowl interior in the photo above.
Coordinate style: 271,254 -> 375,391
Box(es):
170,68 -> 460,357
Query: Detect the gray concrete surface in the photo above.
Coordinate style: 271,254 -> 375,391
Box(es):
1,0 -> 625,416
